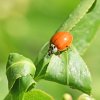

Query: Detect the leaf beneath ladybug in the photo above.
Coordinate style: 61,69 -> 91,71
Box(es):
44,46 -> 92,94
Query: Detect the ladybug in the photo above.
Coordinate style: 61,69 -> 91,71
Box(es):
48,32 -> 73,55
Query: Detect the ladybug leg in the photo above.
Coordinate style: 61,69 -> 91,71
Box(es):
48,50 -> 51,56
48,46 -> 53,56
58,50 -> 61,55
56,50 -> 61,57
66,46 -> 69,51
68,46 -> 72,51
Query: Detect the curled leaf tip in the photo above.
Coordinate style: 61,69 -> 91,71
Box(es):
6,53 -> 36,90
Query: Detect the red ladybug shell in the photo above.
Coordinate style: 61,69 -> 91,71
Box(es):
50,32 -> 73,51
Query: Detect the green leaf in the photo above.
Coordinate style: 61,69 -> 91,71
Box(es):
45,46 -> 92,94
23,89 -> 54,100
0,64 -> 8,100
57,0 -> 100,55
87,0 -> 97,13
35,44 -> 91,94
71,0 -> 100,55
6,53 -> 36,90
34,43 -> 50,80
5,53 -> 36,100
4,75 -> 35,100
34,0 -> 98,95
58,0 -> 95,32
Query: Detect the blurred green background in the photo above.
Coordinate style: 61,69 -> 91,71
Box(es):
0,0 -> 100,100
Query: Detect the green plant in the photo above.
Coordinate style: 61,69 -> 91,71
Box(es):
4,0 -> 100,99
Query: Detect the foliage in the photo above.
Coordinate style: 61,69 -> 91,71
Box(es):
2,0 -> 100,99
